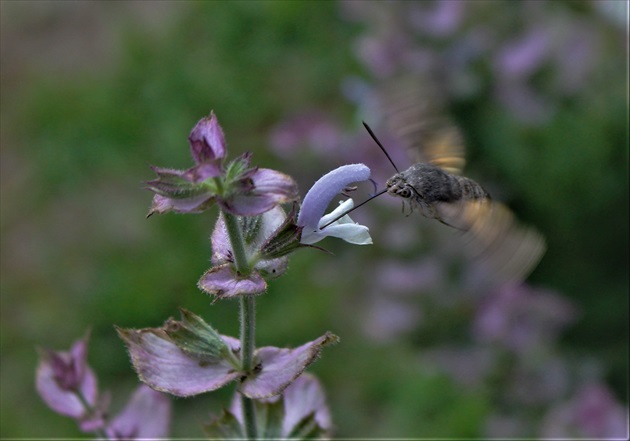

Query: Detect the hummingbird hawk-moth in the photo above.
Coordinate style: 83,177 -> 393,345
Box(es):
324,76 -> 546,285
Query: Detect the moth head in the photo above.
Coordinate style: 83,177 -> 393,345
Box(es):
386,174 -> 417,200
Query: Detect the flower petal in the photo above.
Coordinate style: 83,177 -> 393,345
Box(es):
198,264 -> 267,299
117,328 -> 241,398
223,169 -> 299,216
36,362 -> 99,419
300,199 -> 372,245
239,332 -> 339,399
297,163 -> 371,230
188,111 -> 227,164
314,222 -> 372,245
106,385 -> 171,439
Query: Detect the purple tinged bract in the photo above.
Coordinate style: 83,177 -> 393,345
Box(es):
240,332 -> 339,399
117,314 -> 338,399
105,385 -> 171,439
117,327 -> 242,398
199,206 -> 290,299
198,264 -> 268,299
231,373 -> 333,436
219,168 -> 299,216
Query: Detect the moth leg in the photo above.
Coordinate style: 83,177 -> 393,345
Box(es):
403,201 -> 414,217
429,204 -> 461,230
436,216 -> 465,231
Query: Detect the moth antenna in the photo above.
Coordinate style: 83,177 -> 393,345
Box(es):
362,121 -> 400,173
319,188 -> 388,230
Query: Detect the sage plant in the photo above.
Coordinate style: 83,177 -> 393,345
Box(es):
36,112 -> 373,438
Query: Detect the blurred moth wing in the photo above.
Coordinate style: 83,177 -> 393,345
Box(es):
436,199 -> 546,285
376,75 -> 466,175
374,75 -> 546,284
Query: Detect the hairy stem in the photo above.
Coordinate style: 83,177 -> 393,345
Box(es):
221,211 -> 258,440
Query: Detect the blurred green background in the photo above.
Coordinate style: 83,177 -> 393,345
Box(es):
1,1 -> 627,438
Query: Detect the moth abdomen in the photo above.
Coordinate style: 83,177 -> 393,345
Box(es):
452,175 -> 490,202
389,162 -> 489,205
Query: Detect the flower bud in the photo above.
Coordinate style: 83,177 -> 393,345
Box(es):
35,332 -> 105,431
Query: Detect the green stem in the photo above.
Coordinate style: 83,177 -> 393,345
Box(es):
239,296 -> 256,372
75,389 -> 107,438
221,211 -> 258,440
222,211 -> 251,276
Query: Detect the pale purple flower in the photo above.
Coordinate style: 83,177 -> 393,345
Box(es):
421,346 -> 495,389
484,414 -> 529,438
473,283 -> 576,353
362,295 -> 422,343
494,28 -> 551,80
507,355 -> 570,407
269,111 -> 343,157
553,28 -> 598,94
494,79 -> 554,124
409,0 -> 465,37
146,113 -> 298,216
540,382 -> 628,439
105,385 -> 171,440
35,332 -> 105,431
297,164 -> 372,245
355,33 -> 412,78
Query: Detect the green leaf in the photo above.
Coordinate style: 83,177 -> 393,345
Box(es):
287,411 -> 326,440
240,214 -> 262,245
163,308 -> 230,363
258,399 -> 284,439
259,204 -> 308,259
203,409 -> 244,438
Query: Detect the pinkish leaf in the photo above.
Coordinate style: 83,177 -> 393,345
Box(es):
148,193 -> 215,216
281,373 -> 332,434
106,385 -> 171,439
230,373 -> 333,437
223,169 -> 299,216
198,264 -> 267,299
182,161 -> 224,182
240,332 -> 339,399
117,327 -> 241,398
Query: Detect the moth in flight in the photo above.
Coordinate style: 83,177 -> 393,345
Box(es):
324,77 -> 546,285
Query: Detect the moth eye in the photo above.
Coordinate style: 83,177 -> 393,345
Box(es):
399,188 -> 411,198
